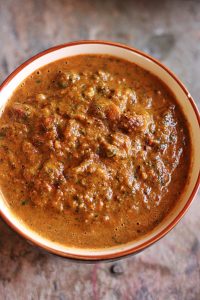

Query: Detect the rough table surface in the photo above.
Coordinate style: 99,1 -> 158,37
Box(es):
0,0 -> 199,299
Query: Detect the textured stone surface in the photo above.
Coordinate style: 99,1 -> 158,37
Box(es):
0,0 -> 199,299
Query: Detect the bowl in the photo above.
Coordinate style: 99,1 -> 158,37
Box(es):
0,40 -> 199,262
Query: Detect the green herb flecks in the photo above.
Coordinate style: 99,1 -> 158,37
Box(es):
21,199 -> 30,206
35,79 -> 41,84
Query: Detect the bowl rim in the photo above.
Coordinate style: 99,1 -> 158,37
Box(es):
0,40 -> 199,262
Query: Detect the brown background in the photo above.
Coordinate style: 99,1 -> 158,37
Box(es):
0,1 -> 200,299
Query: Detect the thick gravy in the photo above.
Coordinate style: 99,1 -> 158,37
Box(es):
0,55 -> 191,248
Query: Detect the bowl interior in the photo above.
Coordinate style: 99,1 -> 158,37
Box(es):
0,42 -> 199,259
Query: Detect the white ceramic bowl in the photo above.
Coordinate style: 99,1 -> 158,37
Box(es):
0,41 -> 199,261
